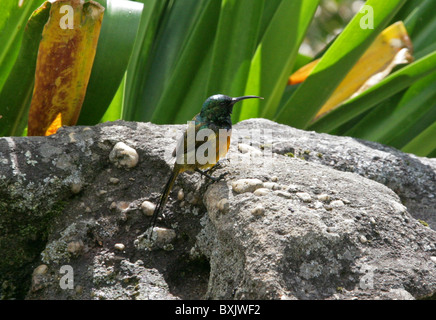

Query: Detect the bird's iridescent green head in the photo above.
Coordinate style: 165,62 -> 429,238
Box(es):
200,94 -> 263,125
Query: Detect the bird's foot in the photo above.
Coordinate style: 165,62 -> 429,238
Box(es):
212,171 -> 229,182
195,168 -> 228,182
206,159 -> 229,174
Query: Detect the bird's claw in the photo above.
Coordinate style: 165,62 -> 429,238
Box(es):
207,159 -> 229,174
210,171 -> 229,182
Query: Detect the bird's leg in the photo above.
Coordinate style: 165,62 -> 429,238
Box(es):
195,168 -> 228,182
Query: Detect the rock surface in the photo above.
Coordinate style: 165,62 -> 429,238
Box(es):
0,119 -> 435,300
235,119 -> 436,229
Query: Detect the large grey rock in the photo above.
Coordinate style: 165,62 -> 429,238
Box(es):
0,119 -> 435,300
200,151 -> 436,299
235,119 -> 436,229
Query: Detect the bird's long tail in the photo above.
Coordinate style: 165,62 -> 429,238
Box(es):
148,167 -> 180,237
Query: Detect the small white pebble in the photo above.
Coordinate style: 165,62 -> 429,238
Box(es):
151,227 -> 176,246
232,179 -> 263,194
97,190 -> 107,196
114,243 -> 125,251
67,240 -> 83,255
238,143 -> 262,155
112,201 -> 130,212
33,264 -> 48,275
296,192 -> 311,202
317,194 -> 330,202
109,142 -> 139,169
70,182 -> 82,194
177,189 -> 184,201
330,200 -> 345,207
391,201 -> 407,214
254,188 -> 270,196
359,235 -> 368,244
109,177 -> 119,184
141,201 -> 156,216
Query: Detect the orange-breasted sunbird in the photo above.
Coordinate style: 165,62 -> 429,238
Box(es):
149,94 -> 263,236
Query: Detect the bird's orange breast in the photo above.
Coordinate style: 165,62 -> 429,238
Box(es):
197,129 -> 231,170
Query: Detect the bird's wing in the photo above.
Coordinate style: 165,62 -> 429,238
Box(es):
172,120 -> 202,157
172,120 -> 227,168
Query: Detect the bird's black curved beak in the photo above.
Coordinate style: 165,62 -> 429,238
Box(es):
231,95 -> 264,104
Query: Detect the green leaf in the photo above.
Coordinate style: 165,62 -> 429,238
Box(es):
237,0 -> 319,121
123,0 -> 170,121
77,0 -> 144,125
100,73 -> 126,122
149,0 -> 222,124
0,1 -> 51,137
403,0 -> 436,56
172,45 -> 214,123
0,0 -> 45,92
389,102 -> 436,149
401,120 -> 436,156
206,0 -> 264,98
129,0 -> 217,123
275,0 -> 407,128
256,0 -> 281,44
402,0 -> 435,32
343,71 -> 436,145
336,89 -> 406,137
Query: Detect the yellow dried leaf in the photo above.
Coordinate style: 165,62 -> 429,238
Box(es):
288,22 -> 413,120
27,0 -> 104,136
